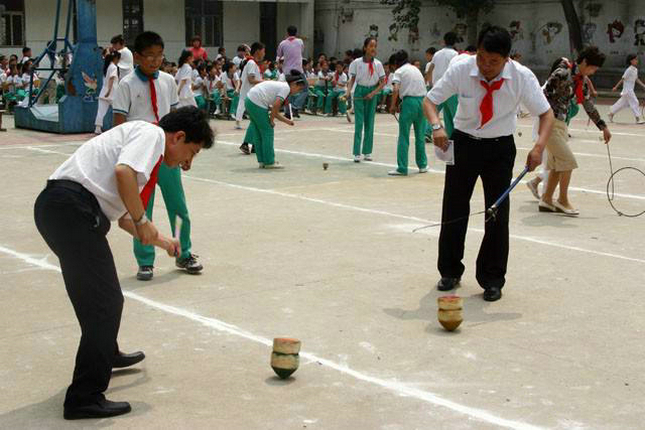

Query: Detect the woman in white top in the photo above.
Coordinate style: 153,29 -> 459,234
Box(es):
176,50 -> 197,108
242,70 -> 306,169
609,54 -> 645,123
94,51 -> 121,134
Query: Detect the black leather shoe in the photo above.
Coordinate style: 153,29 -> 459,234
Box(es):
64,398 -> 131,420
437,277 -> 460,291
483,287 -> 502,302
113,351 -> 145,369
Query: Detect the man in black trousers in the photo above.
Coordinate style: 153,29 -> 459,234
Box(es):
424,26 -> 554,301
34,107 -> 213,419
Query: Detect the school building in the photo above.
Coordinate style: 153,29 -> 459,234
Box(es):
0,0 -> 314,62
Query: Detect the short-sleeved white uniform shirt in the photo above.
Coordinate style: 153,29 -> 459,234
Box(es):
621,65 -> 638,95
99,62 -> 119,100
50,121 -> 165,221
430,47 -> 458,85
176,64 -> 195,100
113,68 -> 179,123
247,81 -> 290,109
240,59 -> 261,96
349,58 -> 385,87
392,64 -> 427,98
427,56 -> 550,138
117,47 -> 134,79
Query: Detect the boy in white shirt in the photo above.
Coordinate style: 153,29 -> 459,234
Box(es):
378,62 -> 394,112
238,42 -> 265,153
609,54 -> 645,123
387,50 -> 428,176
325,62 -> 348,116
313,59 -> 332,114
346,37 -> 386,162
113,31 -> 203,281
111,35 -> 134,79
221,62 -> 239,117
34,108 -> 213,420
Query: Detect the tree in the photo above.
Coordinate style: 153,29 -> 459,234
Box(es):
560,0 -> 584,55
380,0 -> 495,45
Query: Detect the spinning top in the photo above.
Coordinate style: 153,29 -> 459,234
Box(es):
271,338 -> 301,379
437,295 -> 463,332
323,162 -> 329,170
518,131 -> 523,137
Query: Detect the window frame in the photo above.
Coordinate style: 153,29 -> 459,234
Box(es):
0,1 -> 26,48
185,0 -> 222,48
122,0 -> 144,47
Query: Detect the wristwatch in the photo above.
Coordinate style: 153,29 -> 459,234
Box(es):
134,213 -> 149,226
432,123 -> 443,131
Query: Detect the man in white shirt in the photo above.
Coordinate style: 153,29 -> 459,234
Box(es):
425,32 -> 459,141
237,42 -> 265,153
232,45 -> 249,68
111,35 -> 134,79
423,47 -> 436,88
425,26 -> 554,301
388,50 -> 428,176
609,54 -> 645,123
34,108 -> 214,420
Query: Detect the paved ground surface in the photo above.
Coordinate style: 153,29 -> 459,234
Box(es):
0,104 -> 643,430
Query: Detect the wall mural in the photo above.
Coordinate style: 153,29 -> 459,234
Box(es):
509,20 -> 524,41
538,22 -> 563,45
366,24 -> 379,39
452,23 -> 467,44
582,22 -> 597,44
606,20 -> 625,43
635,19 -> 645,46
585,2 -> 603,19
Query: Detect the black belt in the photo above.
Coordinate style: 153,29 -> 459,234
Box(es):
453,129 -> 513,143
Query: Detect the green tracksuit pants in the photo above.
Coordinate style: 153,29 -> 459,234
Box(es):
426,94 -> 458,139
396,96 -> 428,174
325,88 -> 347,114
244,97 -> 276,166
353,84 -> 378,156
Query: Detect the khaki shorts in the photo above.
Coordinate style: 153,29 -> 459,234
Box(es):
546,119 -> 578,171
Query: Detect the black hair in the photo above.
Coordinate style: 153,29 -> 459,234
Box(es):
626,54 -> 638,66
237,45 -> 246,53
363,37 -> 377,52
134,31 -> 165,54
110,34 -> 125,45
103,50 -> 121,76
178,50 -> 193,67
191,35 -> 202,44
287,25 -> 297,36
444,32 -> 458,46
251,42 -> 265,55
393,50 -> 408,67
477,26 -> 512,58
285,69 -> 306,85
576,46 -> 605,67
425,47 -> 437,55
352,48 -> 363,59
345,50 -> 353,57
548,57 -> 568,75
0,55 -> 6,62
223,62 -> 235,73
22,46 -> 31,55
159,107 -> 214,149
218,47 -> 225,54
464,45 -> 477,53
197,63 -> 207,74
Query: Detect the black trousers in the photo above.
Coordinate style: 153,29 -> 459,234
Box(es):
437,130 -> 516,290
34,180 -> 123,408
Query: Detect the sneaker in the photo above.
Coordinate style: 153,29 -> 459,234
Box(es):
214,108 -> 221,115
353,155 -> 361,163
636,117 -> 645,124
176,254 -> 203,274
234,122 -> 243,130
285,109 -> 292,120
388,170 -> 406,176
239,143 -> 250,155
418,167 -> 428,173
250,145 -> 256,154
263,162 -> 284,169
526,179 -> 541,200
363,154 -> 373,161
293,109 -> 301,118
608,112 -> 614,123
259,163 -> 265,168
94,126 -> 102,135
136,266 -> 154,281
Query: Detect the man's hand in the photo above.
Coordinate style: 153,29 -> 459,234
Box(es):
286,119 -> 294,126
526,146 -> 543,172
136,221 -> 159,246
165,237 -> 181,257
432,128 -> 449,151
364,92 -> 374,100
612,86 -> 618,92
602,127 -> 612,144
270,119 -> 276,128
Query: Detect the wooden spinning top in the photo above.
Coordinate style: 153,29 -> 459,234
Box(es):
323,162 -> 329,170
271,338 -> 301,379
437,295 -> 463,331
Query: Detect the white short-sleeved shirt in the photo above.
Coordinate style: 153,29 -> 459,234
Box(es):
240,59 -> 261,96
430,47 -> 458,85
333,72 -> 348,88
316,70 -> 331,87
621,65 -> 638,95
21,73 -> 38,88
221,72 -> 236,91
349,58 -> 386,87
99,62 -> 119,100
176,64 -> 195,100
0,71 -> 6,85
278,73 -> 286,82
424,62 -> 432,74
427,56 -> 550,138
232,56 -> 244,68
113,68 -> 179,123
392,64 -> 427,98
50,121 -> 165,221
383,73 -> 394,91
247,81 -> 290,109
449,53 -> 473,67
118,47 -> 134,79
13,75 -> 23,89
205,74 -> 220,95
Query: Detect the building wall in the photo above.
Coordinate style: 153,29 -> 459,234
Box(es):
315,0 -> 645,80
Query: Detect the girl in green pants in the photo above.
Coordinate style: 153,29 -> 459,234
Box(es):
325,62 -> 349,115
242,71 -> 307,169
346,37 -> 386,162
387,50 -> 428,176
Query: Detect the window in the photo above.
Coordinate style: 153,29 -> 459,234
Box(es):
123,0 -> 144,47
0,0 -> 25,47
185,0 -> 222,47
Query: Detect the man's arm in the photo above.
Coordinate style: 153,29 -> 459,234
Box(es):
345,76 -> 355,99
526,109 -> 555,171
113,113 -> 127,126
270,99 -> 294,127
366,77 -> 386,100
389,84 -> 400,114
424,98 -> 449,150
425,63 -> 435,85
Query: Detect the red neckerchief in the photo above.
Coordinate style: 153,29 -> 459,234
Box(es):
568,63 -> 585,104
334,71 -> 339,82
140,155 -> 163,209
479,78 -> 505,128
148,77 -> 160,124
363,56 -> 374,76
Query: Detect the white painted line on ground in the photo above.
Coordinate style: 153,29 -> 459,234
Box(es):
0,243 -> 545,430
183,175 -> 645,265
0,142 -> 81,151
517,123 -> 645,137
25,146 -> 74,156
216,140 -> 645,201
